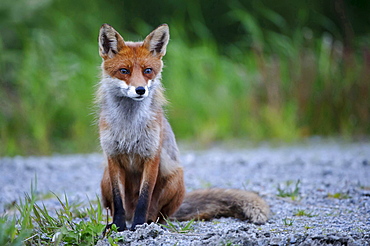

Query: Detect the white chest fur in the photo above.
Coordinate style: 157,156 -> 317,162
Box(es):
99,89 -> 161,157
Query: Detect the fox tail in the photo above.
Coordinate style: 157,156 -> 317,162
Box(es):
171,188 -> 270,225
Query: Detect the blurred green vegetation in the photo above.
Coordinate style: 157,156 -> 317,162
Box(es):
0,0 -> 369,156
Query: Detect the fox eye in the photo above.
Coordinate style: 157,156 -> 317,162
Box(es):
143,68 -> 153,74
119,68 -> 130,74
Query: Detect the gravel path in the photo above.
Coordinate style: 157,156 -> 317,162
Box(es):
1,140 -> 370,245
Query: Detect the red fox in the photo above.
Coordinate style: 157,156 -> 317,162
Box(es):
97,23 -> 270,231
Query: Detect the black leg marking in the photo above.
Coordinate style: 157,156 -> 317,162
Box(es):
130,185 -> 150,230
112,183 -> 127,231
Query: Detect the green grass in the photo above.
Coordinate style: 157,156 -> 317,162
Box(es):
105,224 -> 125,246
1,0 -> 369,156
282,217 -> 294,226
294,209 -> 316,217
0,216 -> 30,246
221,241 -> 237,246
0,182 -> 109,245
327,192 -> 351,199
161,217 -> 195,234
277,180 -> 301,200
2,181 -> 202,245
304,225 -> 315,230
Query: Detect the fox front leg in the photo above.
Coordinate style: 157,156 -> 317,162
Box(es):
111,183 -> 126,231
107,158 -> 127,231
130,155 -> 160,230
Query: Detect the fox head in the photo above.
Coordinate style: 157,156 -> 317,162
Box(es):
98,24 -> 169,101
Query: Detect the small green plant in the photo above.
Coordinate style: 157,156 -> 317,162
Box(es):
222,241 -> 236,246
106,224 -> 125,246
6,182 -> 39,245
294,209 -> 316,217
0,215 -> 33,246
161,217 -> 195,234
327,193 -> 351,199
277,180 -> 301,200
28,193 -> 106,245
0,180 -> 107,245
282,217 -> 294,226
304,225 -> 315,230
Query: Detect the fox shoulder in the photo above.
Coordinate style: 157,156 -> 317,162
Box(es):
171,188 -> 270,225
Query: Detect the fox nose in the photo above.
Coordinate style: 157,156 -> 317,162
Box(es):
135,86 -> 146,95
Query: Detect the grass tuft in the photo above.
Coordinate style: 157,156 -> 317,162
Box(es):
0,181 -> 107,245
294,209 -> 317,217
277,179 -> 301,200
161,217 -> 195,234
327,192 -> 351,199
282,217 -> 294,226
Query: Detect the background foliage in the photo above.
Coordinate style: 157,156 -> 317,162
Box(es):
0,0 -> 369,156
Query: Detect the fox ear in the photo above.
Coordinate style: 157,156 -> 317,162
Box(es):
98,24 -> 125,59
143,24 -> 169,57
